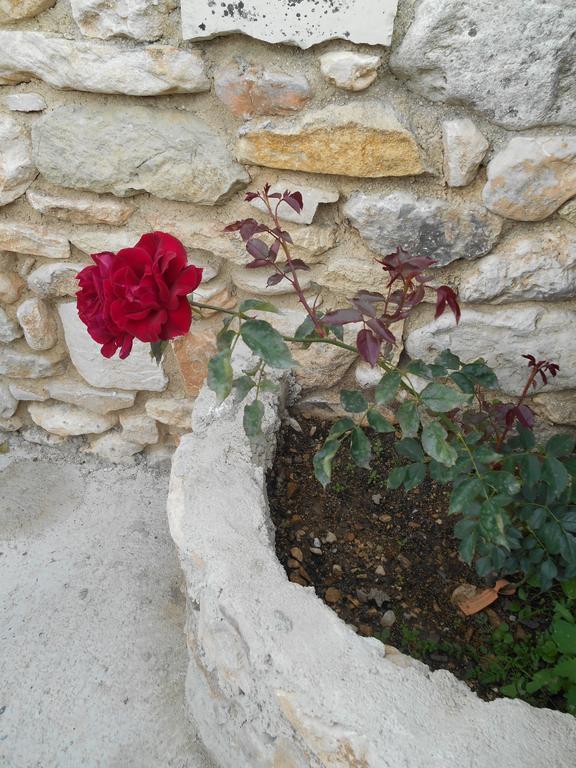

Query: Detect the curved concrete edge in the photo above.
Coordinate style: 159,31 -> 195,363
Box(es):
167,381 -> 576,768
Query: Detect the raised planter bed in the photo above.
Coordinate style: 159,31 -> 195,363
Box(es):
167,380 -> 576,768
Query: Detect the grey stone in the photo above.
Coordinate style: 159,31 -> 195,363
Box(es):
26,184 -> 136,226
57,302 -> 167,392
45,378 -> 136,414
442,119 -> 489,188
0,307 -> 23,343
319,51 -> 381,92
28,401 -> 117,437
0,115 -> 37,208
0,382 -> 18,419
390,0 -> 576,130
85,431 -> 145,462
405,306 -> 576,395
559,198 -> 576,227
32,104 -> 249,205
0,343 -> 66,379
16,298 -> 58,351
482,136 -> 576,221
0,31 -> 209,96
27,263 -> 84,298
0,223 -> 70,260
70,0 -> 172,41
3,93 -> 46,112
457,226 -> 576,304
181,0 -> 399,48
0,0 -> 55,22
344,192 -> 502,266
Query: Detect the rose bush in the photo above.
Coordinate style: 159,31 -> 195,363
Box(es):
76,231 -> 203,359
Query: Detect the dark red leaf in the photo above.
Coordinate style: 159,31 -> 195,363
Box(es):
246,259 -> 271,269
269,239 -> 281,262
244,192 -> 259,202
283,191 -> 304,214
287,259 -> 310,271
516,405 -> 535,428
246,238 -> 271,260
356,329 -> 381,367
522,354 -> 536,366
267,273 -> 285,287
435,285 -> 461,323
268,192 -> 282,199
224,220 -> 244,232
240,219 -> 267,242
366,317 -> 396,345
323,308 -> 363,325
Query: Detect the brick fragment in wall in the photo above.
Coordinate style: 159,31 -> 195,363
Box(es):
215,62 -> 312,120
171,330 -> 217,398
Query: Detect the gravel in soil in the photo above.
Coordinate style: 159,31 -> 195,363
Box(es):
267,417 -> 529,702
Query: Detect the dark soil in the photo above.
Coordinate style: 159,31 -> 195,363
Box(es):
267,417 -> 538,702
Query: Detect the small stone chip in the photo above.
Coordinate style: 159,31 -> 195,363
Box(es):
325,588 -> 342,604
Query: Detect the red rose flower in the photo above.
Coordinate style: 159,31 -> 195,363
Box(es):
76,232 -> 203,359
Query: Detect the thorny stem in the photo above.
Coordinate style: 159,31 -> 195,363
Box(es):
496,367 -> 540,451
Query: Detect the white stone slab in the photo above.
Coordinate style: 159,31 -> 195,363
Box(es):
58,302 -> 168,392
181,0 -> 399,49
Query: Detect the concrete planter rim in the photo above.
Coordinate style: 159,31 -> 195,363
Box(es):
167,379 -> 576,768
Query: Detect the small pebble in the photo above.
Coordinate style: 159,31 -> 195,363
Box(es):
325,587 -> 342,604
323,531 -> 337,544
380,610 -> 396,628
310,547 -> 323,555
332,564 -> 343,575
290,547 -> 303,562
375,565 -> 386,576
313,537 -> 321,548
379,514 -> 392,523
372,494 -> 382,505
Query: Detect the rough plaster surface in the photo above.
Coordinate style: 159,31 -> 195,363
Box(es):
181,0 -> 399,48
0,438 -> 214,768
167,380 -> 576,768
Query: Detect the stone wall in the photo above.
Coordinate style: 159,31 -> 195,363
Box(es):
1,0 -> 576,460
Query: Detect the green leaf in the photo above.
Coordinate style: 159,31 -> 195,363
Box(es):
435,349 -> 462,370
562,577 -> 576,600
546,434 -> 576,458
459,528 -> 478,564
397,401 -> 420,438
421,421 -> 458,466
405,360 -> 435,380
459,361 -> 499,389
553,620 -> 576,654
450,371 -> 475,394
239,299 -> 281,314
395,437 -> 424,462
526,669 -> 558,694
329,417 -> 355,438
473,446 -> 503,465
233,375 -> 255,402
387,466 -> 406,490
539,559 -> 558,590
340,390 -> 368,414
524,506 -> 547,529
260,378 -> 280,394
207,350 -> 233,402
367,409 -> 395,433
541,522 -> 564,555
350,427 -> 372,469
450,477 -> 484,515
240,319 -> 295,369
553,658 -> 576,683
243,400 -> 264,439
429,459 -> 456,483
543,456 -> 570,498
421,382 -> 470,413
294,316 -> 316,341
518,454 -> 542,487
313,439 -> 341,488
403,462 -> 426,491
375,372 -> 401,405
217,318 -> 236,351
150,340 -> 168,364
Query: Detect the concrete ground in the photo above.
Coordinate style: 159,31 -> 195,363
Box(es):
0,437 -> 215,768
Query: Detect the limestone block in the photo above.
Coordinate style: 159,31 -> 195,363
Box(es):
215,62 -> 311,120
483,136 -> 576,221
70,0 -> 171,41
16,298 -> 58,351
8,381 -> 47,401
405,307 -> 576,395
344,192 -> 502,266
27,185 -> 136,226
45,378 -> 136,414
0,307 -> 23,343
27,263 -> 84,298
193,282 -> 236,318
457,226 -> 576,304
28,401 -> 117,436
3,93 -> 46,112
0,415 -> 22,432
442,119 -> 489,188
171,329 -> 217,398
21,425 -> 65,445
58,302 -> 167,392
0,223 -> 69,260
249,181 -> 339,225
0,272 -> 23,304
119,411 -> 159,444
0,0 -> 55,23
0,31 -> 210,97
181,0 -> 399,48
236,103 -> 425,178
319,51 -> 381,92
532,392 -> 576,427
0,343 -> 66,378
145,397 -> 193,429
390,0 -> 576,130
0,115 -> 37,208
85,431 -> 145,462
0,381 -> 18,418
559,198 -> 576,227
33,104 -> 249,205
319,244 -> 385,294
144,443 -> 175,469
